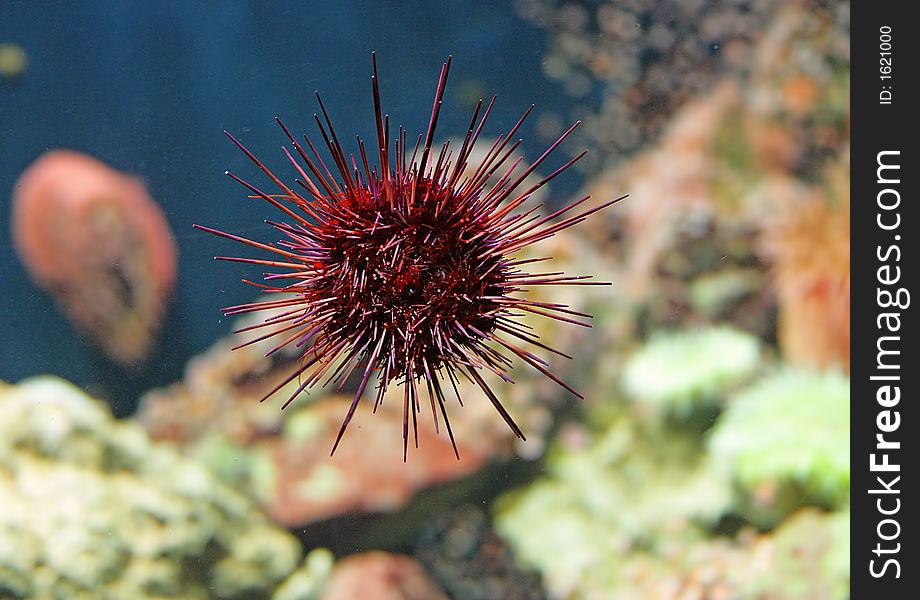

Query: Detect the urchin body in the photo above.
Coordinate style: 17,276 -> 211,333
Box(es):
197,55 -> 624,459
315,175 -> 506,380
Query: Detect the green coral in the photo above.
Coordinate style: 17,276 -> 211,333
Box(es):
495,414 -> 731,597
0,377 -> 311,599
621,326 -> 760,416
495,416 -> 849,598
494,366 -> 850,598
709,369 -> 850,525
272,548 -> 335,600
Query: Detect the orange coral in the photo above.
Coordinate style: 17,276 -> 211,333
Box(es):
759,171 -> 849,371
11,150 -> 177,365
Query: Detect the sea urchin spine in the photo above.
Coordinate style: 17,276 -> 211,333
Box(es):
196,54 -> 625,460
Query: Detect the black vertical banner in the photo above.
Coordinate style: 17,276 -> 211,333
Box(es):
852,1 -> 916,597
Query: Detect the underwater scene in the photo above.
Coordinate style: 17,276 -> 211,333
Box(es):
1,1 -> 849,598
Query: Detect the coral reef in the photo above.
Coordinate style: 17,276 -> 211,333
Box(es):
11,150 -> 177,366
709,369 -> 850,526
489,2 -> 853,589
0,376 -> 316,599
3,2 -> 852,598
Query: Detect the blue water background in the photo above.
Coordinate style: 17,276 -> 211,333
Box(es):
0,1 -> 576,413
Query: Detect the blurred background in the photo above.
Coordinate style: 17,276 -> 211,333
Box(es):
1,1 -> 849,598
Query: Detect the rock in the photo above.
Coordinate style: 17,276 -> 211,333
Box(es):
415,505 -> 547,600
249,394 -> 494,526
320,552 -> 447,600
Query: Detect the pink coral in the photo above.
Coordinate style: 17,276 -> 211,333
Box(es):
12,150 -> 177,365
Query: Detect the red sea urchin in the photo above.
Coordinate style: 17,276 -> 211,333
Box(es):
195,54 -> 625,460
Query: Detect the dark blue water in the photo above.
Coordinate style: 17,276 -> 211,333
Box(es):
0,1 -> 574,413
